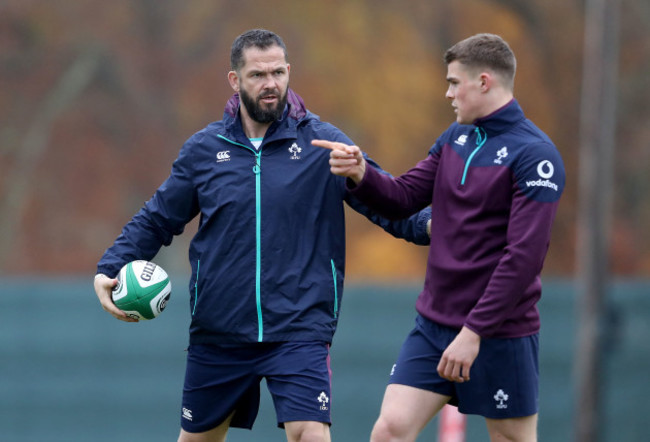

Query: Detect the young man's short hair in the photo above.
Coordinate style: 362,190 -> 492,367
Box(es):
444,33 -> 516,89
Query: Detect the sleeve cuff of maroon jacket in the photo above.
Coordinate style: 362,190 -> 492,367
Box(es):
345,163 -> 378,195
462,322 -> 488,339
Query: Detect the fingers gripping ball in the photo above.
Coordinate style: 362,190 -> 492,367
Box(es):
111,261 -> 171,320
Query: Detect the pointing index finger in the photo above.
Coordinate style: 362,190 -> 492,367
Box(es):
311,139 -> 339,150
312,140 -> 359,156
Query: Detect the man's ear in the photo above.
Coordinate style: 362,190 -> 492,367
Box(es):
479,72 -> 491,93
228,71 -> 240,92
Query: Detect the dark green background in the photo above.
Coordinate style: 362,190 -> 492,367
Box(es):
2,279 -> 647,441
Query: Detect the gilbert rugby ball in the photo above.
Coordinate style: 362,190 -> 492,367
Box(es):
111,260 -> 171,320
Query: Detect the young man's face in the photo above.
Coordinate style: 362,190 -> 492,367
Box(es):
445,60 -> 485,125
229,45 -> 290,124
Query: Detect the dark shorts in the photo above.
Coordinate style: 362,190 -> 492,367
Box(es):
389,315 -> 539,419
181,341 -> 332,433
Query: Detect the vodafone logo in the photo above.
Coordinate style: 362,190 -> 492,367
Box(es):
526,159 -> 559,192
537,160 -> 554,179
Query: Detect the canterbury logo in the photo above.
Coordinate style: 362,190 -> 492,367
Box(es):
216,151 -> 230,162
454,134 -> 468,146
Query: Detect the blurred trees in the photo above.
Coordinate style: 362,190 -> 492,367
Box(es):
0,0 -> 648,278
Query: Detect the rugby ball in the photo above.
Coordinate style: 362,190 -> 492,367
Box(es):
111,260 -> 171,320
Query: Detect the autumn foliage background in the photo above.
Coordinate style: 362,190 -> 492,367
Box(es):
1,0 -> 649,279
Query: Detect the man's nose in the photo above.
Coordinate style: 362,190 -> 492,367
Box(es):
445,87 -> 454,99
262,74 -> 278,90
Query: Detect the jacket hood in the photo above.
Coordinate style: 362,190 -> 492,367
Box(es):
223,88 -> 307,121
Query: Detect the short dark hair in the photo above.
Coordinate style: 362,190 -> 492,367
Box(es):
230,29 -> 288,72
444,33 -> 516,88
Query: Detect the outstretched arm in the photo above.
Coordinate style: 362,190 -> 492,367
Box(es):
314,139 -> 432,245
313,138 -> 435,221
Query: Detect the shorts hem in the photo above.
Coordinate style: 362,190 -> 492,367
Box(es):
278,415 -> 332,426
387,380 -> 455,401
181,420 -> 254,434
457,407 -> 539,419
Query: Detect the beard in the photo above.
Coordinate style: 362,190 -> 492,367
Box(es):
239,86 -> 288,124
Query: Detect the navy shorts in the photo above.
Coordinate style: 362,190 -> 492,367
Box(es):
389,315 -> 539,419
180,341 -> 332,433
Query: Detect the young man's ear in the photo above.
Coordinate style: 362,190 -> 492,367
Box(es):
479,72 -> 491,93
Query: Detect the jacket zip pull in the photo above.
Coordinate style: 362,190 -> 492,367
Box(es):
253,153 -> 261,174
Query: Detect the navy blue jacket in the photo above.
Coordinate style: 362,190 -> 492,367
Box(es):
97,89 -> 430,345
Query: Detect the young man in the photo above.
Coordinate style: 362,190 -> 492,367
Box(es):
314,33 -> 565,441
93,29 -> 430,442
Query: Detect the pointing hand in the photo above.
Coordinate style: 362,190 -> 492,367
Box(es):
312,139 -> 366,184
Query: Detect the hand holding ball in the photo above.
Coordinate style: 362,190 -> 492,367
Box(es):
111,260 -> 171,320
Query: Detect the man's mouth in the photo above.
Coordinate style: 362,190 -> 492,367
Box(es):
260,94 -> 278,103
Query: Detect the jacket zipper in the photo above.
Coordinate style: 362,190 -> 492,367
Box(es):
217,134 -> 264,342
460,127 -> 487,186
253,151 -> 263,341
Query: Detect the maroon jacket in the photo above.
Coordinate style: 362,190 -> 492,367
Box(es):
349,100 -> 565,338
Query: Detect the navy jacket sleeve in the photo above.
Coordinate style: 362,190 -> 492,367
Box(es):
344,153 -> 431,246
96,139 -> 200,277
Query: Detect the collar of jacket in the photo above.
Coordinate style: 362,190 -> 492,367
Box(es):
473,98 -> 526,136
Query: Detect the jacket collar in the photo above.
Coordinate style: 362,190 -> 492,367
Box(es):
473,99 -> 525,136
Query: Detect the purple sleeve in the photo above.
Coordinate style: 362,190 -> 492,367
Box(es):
464,184 -> 560,337
348,154 -> 438,220
464,142 -> 565,337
